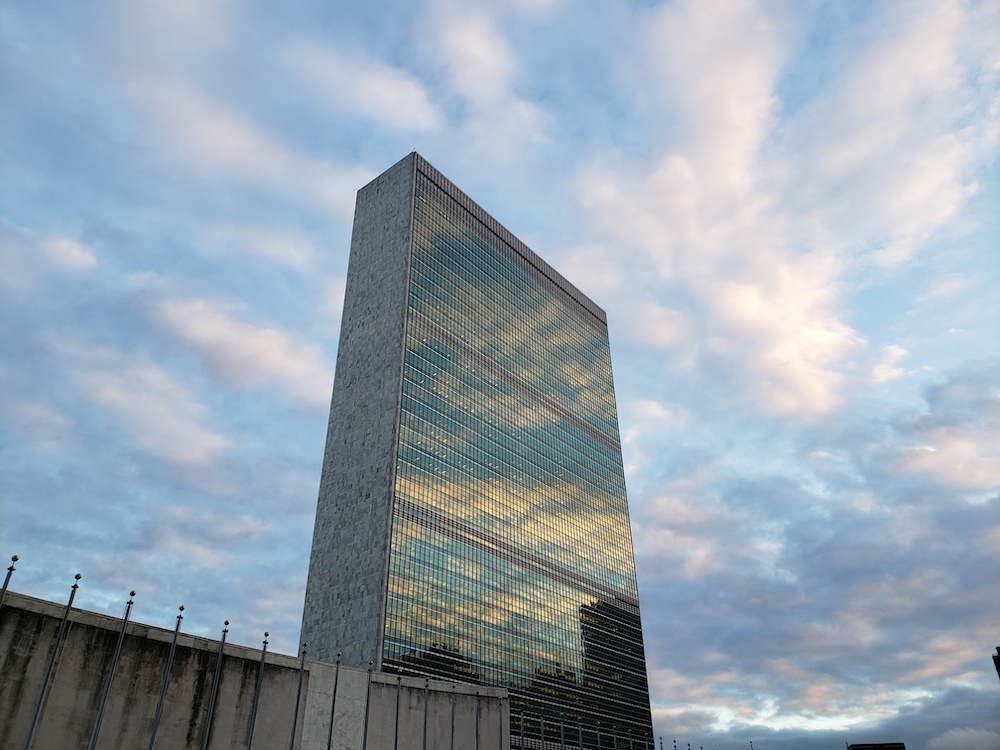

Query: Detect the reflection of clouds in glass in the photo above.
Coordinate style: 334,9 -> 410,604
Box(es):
401,324 -> 627,489
395,470 -> 634,591
409,185 -> 621,438
382,170 -> 651,739
387,516 -> 592,679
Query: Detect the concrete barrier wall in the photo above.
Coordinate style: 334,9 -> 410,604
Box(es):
0,591 -> 508,750
301,668 -> 507,750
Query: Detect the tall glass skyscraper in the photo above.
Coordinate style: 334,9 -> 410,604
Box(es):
302,153 -> 654,746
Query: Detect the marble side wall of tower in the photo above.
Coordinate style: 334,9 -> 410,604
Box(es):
301,154 -> 416,666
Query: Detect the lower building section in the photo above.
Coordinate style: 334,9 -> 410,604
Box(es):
383,596 -> 651,749
381,502 -> 653,746
0,591 -> 507,750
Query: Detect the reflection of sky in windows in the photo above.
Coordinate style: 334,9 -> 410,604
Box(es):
384,172 -> 651,738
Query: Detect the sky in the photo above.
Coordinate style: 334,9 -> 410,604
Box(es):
1,0 -> 998,748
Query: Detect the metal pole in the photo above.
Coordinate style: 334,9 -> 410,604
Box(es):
395,677 -> 403,750
148,605 -> 184,750
560,718 -> 565,750
246,631 -> 269,750
325,652 -> 341,750
520,711 -> 525,750
24,573 -> 81,750
288,643 -> 307,750
578,722 -> 582,750
361,661 -> 374,750
88,590 -> 135,750
422,680 -> 429,750
449,688 -> 455,750
0,554 -> 18,616
200,620 -> 229,750
540,714 -> 545,749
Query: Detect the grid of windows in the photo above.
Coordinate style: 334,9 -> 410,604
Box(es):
382,168 -> 654,744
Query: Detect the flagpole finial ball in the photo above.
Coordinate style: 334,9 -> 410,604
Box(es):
74,573 -> 82,580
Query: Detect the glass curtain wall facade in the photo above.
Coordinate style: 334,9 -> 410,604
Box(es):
303,154 -> 653,747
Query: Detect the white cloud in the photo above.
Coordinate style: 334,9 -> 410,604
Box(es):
702,261 -> 863,416
928,727 -> 1000,750
510,0 -> 558,11
437,9 -> 514,107
891,366 -> 1000,490
136,76 -> 291,180
785,0 -> 1000,267
580,0 -> 1000,421
287,42 -> 441,132
898,425 -> 1000,489
627,399 -> 694,432
642,0 -> 783,191
81,363 -> 229,468
873,344 -> 908,383
920,274 -> 971,301
126,0 -> 235,45
633,461 -> 744,581
634,302 -> 691,350
799,610 -> 883,652
640,528 -> 723,580
199,223 -> 317,267
45,237 -> 98,270
133,76 -> 371,218
0,224 -> 97,297
574,1 -> 869,419
156,505 -> 270,567
460,96 -> 549,157
7,401 -> 72,445
422,1 -> 549,159
154,297 -> 334,410
557,243 -> 625,298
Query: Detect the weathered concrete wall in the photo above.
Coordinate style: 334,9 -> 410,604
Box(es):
0,591 -> 508,750
0,592 -> 306,750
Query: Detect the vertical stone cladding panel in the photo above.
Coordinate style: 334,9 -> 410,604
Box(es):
301,154 -> 416,667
